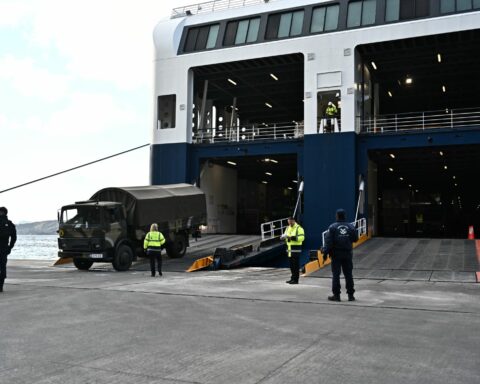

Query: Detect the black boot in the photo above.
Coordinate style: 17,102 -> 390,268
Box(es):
0,280 -> 4,292
348,294 -> 355,301
328,294 -> 341,302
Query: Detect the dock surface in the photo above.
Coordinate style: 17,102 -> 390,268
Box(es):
1,240 -> 479,384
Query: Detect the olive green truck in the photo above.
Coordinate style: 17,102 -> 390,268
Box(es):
57,184 -> 207,271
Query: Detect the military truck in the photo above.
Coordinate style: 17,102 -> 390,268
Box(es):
57,184 -> 207,271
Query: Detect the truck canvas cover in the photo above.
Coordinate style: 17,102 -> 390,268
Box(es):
90,184 -> 206,230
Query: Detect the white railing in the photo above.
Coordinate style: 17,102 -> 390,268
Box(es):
172,0 -> 277,18
321,218 -> 367,247
361,107 -> 480,134
261,217 -> 289,242
193,122 -> 304,144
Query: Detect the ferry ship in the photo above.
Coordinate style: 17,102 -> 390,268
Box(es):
151,0 -> 480,261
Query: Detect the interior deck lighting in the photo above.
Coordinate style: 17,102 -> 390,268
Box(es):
227,78 -> 237,85
265,102 -> 273,108
444,165 -> 448,170
262,181 -> 268,184
405,77 -> 413,85
388,167 -> 394,172
437,53 -> 442,63
292,180 -> 298,183
265,172 -> 272,176
399,177 -> 404,181
227,161 -> 237,166
442,85 -> 446,93
371,61 -> 377,70
439,151 -> 444,156
389,153 -> 395,159
388,91 -> 393,97
270,73 -> 279,81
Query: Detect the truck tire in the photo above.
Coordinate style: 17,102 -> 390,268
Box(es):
166,233 -> 187,259
73,258 -> 94,271
113,244 -> 133,271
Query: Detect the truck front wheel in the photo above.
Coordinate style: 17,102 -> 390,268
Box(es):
73,258 -> 94,271
166,233 -> 187,259
113,244 -> 133,271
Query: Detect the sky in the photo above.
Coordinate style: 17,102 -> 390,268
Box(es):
0,0 -> 193,223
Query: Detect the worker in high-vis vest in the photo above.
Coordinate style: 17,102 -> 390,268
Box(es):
144,223 -> 166,277
281,217 -> 305,284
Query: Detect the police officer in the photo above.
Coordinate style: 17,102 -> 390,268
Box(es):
281,217 -> 305,284
0,207 -> 17,293
322,209 -> 358,301
143,223 -> 166,277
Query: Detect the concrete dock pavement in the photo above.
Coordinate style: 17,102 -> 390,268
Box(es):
1,259 -> 479,384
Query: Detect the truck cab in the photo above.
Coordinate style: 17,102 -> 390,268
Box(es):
58,201 -> 134,271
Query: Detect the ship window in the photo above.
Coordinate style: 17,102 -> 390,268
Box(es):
184,24 -> 219,52
311,4 -> 340,33
347,0 -> 376,28
224,17 -> 260,46
440,0 -> 478,12
266,10 -> 304,39
386,0 -> 430,20
157,95 -> 176,129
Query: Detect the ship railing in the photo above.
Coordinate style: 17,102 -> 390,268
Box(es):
193,121 -> 304,144
172,0 -> 277,18
261,217 -> 289,242
321,218 -> 367,248
361,107 -> 480,133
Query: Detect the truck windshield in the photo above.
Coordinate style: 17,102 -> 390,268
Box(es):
61,206 -> 102,227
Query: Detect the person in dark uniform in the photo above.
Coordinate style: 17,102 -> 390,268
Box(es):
143,223 -> 166,277
0,207 -> 17,293
322,209 -> 358,301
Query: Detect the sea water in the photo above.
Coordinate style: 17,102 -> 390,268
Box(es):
9,235 -> 58,260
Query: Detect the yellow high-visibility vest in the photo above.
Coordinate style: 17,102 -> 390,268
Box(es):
144,231 -> 166,249
283,224 -> 305,257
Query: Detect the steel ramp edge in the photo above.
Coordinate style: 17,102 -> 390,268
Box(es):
302,233 -> 371,276
53,257 -> 72,266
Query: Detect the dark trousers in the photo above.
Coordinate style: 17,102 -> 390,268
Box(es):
147,249 -> 162,276
0,250 -> 8,288
289,246 -> 301,282
331,252 -> 354,296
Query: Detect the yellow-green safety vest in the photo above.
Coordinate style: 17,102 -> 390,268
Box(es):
283,224 -> 305,257
326,105 -> 337,116
144,231 -> 166,249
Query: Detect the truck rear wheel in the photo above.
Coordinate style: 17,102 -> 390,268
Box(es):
113,244 -> 133,271
73,258 -> 94,271
166,233 -> 187,258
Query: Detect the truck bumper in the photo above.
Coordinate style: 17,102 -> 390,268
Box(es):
58,251 -> 113,262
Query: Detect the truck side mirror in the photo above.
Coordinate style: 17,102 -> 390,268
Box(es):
57,210 -> 60,223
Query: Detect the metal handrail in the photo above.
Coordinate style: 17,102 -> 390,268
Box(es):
172,0 -> 277,18
321,218 -> 367,247
361,107 -> 480,134
193,122 -> 304,144
261,217 -> 289,242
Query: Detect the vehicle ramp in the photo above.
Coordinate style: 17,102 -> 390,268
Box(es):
307,237 -> 479,283
186,235 -> 284,272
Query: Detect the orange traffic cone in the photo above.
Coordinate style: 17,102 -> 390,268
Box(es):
468,225 -> 475,240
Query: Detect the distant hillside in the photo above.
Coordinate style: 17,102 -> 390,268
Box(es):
16,220 -> 58,235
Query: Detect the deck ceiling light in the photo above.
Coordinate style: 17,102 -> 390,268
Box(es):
265,172 -> 272,176
399,177 -> 404,181
388,167 -> 394,172
227,161 -> 237,166
442,85 -> 446,93
453,176 -> 456,179
389,153 -> 395,159
287,187 -> 293,190
437,53 -> 442,63
227,78 -> 237,85
405,77 -> 413,85
439,151 -> 444,156
408,184 -> 412,187
371,61 -> 377,70
270,73 -> 279,81
262,181 -> 268,184
444,165 -> 448,170
265,102 -> 273,108
388,91 -> 393,97
292,180 -> 298,183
